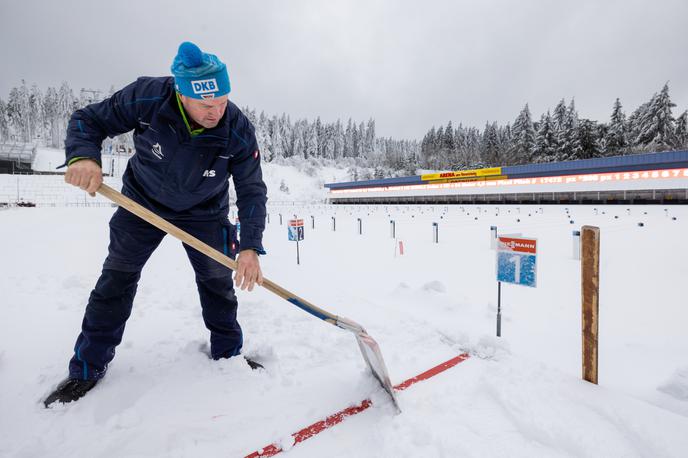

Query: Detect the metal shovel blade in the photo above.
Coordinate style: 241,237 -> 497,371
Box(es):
355,331 -> 401,413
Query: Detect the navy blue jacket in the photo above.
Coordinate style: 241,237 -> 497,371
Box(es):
64,76 -> 267,253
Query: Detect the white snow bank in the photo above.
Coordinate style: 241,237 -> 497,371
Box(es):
659,367 -> 688,401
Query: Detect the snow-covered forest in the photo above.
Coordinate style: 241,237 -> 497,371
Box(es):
421,83 -> 688,170
1,81 -> 686,180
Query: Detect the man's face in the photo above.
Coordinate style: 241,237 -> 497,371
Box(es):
179,94 -> 228,129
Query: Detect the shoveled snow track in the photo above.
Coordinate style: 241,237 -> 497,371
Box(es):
246,354 -> 471,457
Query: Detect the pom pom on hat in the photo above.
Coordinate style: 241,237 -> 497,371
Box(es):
171,41 -> 231,99
178,42 -> 204,68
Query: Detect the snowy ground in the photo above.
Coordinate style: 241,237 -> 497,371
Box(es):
1,197 -> 688,457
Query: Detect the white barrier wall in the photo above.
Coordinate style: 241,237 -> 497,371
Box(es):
0,175 -> 123,206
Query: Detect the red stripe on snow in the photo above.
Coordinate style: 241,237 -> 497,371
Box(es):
245,399 -> 372,458
245,353 -> 470,458
393,353 -> 471,391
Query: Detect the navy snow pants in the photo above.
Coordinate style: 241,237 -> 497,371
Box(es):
68,208 -> 242,380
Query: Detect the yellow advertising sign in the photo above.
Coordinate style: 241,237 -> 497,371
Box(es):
421,167 -> 502,182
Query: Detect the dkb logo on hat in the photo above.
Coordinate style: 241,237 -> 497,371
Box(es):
192,79 -> 219,95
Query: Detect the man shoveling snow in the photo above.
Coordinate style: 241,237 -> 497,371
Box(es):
45,41 -> 268,408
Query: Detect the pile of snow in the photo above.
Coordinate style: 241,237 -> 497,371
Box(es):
258,160 -> 349,203
659,367 -> 688,401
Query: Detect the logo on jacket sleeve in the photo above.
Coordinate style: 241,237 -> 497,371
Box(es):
192,79 -> 218,95
203,169 -> 216,177
151,143 -> 163,159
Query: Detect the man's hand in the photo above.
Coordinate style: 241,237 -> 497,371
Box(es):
234,249 -> 263,292
65,159 -> 103,197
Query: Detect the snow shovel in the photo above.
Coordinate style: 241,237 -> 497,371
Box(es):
96,183 -> 400,412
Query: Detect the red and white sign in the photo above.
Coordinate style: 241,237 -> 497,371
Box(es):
497,237 -> 537,254
289,219 -> 304,227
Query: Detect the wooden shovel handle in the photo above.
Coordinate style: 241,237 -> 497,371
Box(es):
97,183 -> 341,326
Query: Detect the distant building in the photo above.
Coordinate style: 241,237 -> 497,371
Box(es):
0,143 -> 35,174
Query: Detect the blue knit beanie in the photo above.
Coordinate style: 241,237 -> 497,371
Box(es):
171,42 -> 231,99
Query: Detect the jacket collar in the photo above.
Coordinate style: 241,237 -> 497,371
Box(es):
157,88 -> 230,147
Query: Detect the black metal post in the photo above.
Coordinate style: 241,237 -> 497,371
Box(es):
497,281 -> 502,337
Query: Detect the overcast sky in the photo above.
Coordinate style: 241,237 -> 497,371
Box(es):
1,0 -> 687,140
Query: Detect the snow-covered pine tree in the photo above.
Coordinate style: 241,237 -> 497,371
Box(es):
577,119 -> 600,159
254,111 -> 273,161
533,111 -> 557,162
466,127 -> 482,168
604,98 -> 627,155
321,123 -> 335,160
0,98 -> 9,142
270,115 -> 285,160
314,117 -> 324,158
510,104 -> 535,164
554,99 -> 581,161
596,123 -> 609,156
357,121 -> 365,158
634,83 -> 676,151
8,83 -> 31,143
552,98 -> 568,156
333,119 -> 344,160
443,121 -> 455,168
420,129 -> 429,168
626,101 -> 648,150
453,124 -> 466,168
675,111 -> 688,149
294,120 -> 307,158
43,87 -> 60,147
57,82 -> 76,146
344,118 -> 354,158
501,123 -> 513,158
304,123 -> 317,160
365,118 -> 376,158
565,99 -> 583,160
433,125 -> 444,168
421,126 -> 437,169
28,83 -> 44,142
481,122 -> 501,166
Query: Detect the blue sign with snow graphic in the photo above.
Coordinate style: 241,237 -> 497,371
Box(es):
496,237 -> 537,288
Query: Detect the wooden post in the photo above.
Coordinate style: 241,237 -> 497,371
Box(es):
581,225 -> 600,384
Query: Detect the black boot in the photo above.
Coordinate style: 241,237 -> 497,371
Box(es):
44,378 -> 98,408
244,356 -> 264,370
